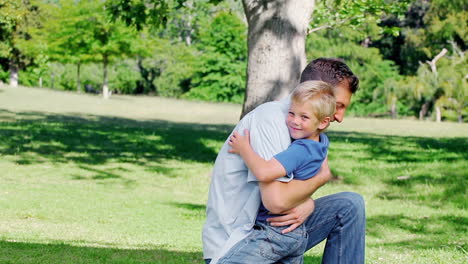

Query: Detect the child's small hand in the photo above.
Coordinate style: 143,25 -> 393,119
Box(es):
228,129 -> 250,154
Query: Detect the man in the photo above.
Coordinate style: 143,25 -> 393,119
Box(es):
202,58 -> 365,264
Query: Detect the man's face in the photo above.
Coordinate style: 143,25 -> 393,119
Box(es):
332,82 -> 353,123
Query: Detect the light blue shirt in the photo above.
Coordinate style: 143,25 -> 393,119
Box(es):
202,96 -> 293,263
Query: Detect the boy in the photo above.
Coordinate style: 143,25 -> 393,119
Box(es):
223,80 -> 336,263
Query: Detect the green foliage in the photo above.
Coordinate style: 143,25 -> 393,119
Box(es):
35,0 -> 95,65
0,0 -> 42,73
106,0 -> 175,31
151,40 -> 197,97
18,61 -> 140,93
128,35 -> 197,96
183,12 -> 247,103
306,30 -> 401,116
311,0 -> 410,36
5,0 -> 465,122
0,66 -> 8,82
159,0 -> 213,45
34,0 -> 139,93
111,60 -> 141,94
429,56 -> 466,122
374,0 -> 467,75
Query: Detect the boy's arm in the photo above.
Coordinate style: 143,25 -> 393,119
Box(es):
259,157 -> 331,214
228,129 -> 286,182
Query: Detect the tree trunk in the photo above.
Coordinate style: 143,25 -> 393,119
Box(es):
50,72 -> 55,89
9,60 -> 19,87
39,76 -> 43,88
419,101 -> 430,120
391,102 -> 397,119
426,48 -> 448,74
240,0 -> 315,118
435,106 -> 441,122
77,62 -> 82,93
102,56 -> 109,99
184,1 -> 193,46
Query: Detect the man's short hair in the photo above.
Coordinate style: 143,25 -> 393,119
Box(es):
291,80 -> 336,122
300,57 -> 359,93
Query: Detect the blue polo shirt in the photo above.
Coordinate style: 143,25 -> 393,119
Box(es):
256,134 -> 329,221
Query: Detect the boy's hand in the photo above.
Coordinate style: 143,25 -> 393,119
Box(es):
228,129 -> 250,155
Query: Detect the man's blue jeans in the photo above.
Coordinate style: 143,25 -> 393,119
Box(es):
206,192 -> 366,264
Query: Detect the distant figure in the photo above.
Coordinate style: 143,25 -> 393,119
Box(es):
85,84 -> 98,94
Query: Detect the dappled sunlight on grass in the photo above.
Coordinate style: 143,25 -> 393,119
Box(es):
0,109 -> 231,168
327,131 -> 467,209
0,86 -> 467,263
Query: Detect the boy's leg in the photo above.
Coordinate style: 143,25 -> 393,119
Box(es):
218,221 -> 307,264
303,192 -> 366,264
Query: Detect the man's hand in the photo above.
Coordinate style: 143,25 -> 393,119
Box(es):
228,129 -> 250,155
266,198 -> 315,234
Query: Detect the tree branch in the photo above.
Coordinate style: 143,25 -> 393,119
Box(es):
426,48 -> 448,73
307,17 -> 353,35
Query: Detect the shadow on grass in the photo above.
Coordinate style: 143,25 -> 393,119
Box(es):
0,240 -> 203,264
1,109 -> 466,206
328,131 -> 467,163
327,131 -> 467,208
0,240 -> 323,264
376,167 -> 466,209
0,108 -> 232,166
367,214 -> 467,251
170,202 -> 206,211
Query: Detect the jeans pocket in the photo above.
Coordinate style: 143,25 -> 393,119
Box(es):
259,224 -> 307,261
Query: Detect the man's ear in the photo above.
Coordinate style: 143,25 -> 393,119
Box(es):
318,117 -> 331,130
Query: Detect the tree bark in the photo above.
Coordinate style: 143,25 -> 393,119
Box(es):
77,62 -> 82,93
102,55 -> 109,99
50,72 -> 55,89
426,48 -> 447,74
435,106 -> 441,122
391,102 -> 397,119
9,60 -> 19,87
419,101 -> 430,120
240,0 -> 315,118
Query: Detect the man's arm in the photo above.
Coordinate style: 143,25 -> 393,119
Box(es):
259,158 -> 331,214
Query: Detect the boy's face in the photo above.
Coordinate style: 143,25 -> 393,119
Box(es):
331,82 -> 353,123
287,101 -> 329,140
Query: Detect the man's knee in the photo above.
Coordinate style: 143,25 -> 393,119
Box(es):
338,192 -> 365,218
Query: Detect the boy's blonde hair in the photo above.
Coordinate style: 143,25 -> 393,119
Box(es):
291,80 -> 336,122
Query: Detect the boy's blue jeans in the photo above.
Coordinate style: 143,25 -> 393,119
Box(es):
206,192 -> 366,264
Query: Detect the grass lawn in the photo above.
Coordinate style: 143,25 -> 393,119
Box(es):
0,84 -> 466,263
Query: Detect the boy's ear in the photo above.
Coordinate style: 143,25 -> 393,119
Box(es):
318,117 -> 331,130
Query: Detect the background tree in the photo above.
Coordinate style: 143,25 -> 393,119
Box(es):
106,0 -> 408,117
183,12 -> 247,103
306,27 -> 402,117
0,0 -> 41,86
6,0 -> 465,122
35,0 -> 96,93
